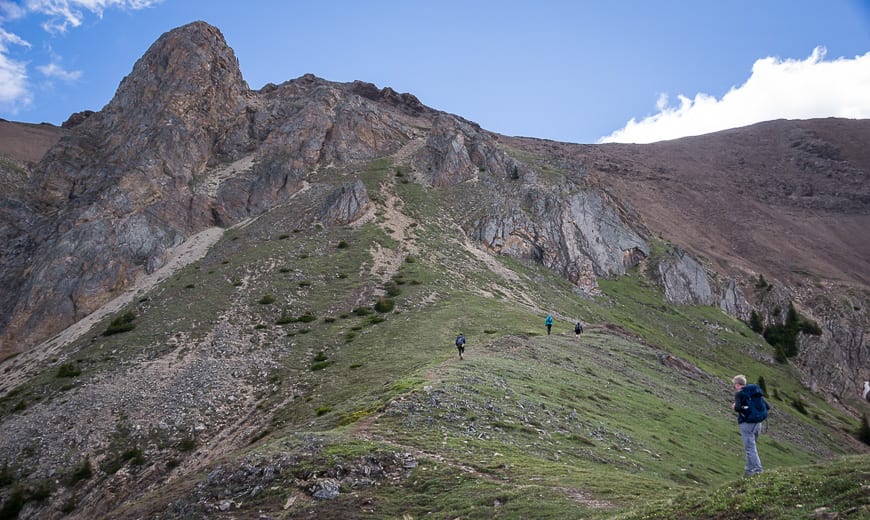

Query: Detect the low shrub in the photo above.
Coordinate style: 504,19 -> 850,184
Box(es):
0,462 -> 13,487
792,398 -> 808,415
353,306 -> 372,316
276,310 -> 295,325
177,437 -> 196,452
68,458 -> 93,485
374,298 -> 395,313
310,360 -> 334,371
57,362 -> 81,378
103,310 -> 136,336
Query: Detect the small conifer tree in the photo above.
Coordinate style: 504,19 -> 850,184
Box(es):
749,310 -> 764,333
859,414 -> 870,446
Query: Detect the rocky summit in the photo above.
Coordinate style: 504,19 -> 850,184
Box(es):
0,21 -> 868,519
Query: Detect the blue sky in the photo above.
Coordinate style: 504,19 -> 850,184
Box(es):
1,1 -> 869,144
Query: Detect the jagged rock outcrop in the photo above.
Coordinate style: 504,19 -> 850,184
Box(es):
415,115 -> 485,187
799,322 -> 869,398
1,22 -> 251,357
471,185 -> 649,287
653,246 -> 715,305
717,278 -> 752,321
0,23 -> 425,358
320,180 -> 371,225
649,245 -> 753,320
61,110 -> 95,129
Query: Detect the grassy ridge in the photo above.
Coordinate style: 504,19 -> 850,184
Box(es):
2,157 -> 868,519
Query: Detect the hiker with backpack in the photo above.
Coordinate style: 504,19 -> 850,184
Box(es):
455,333 -> 466,360
574,321 -> 583,337
731,374 -> 770,477
545,314 -> 553,335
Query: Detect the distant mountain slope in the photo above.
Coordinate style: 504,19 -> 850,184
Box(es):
504,118 -> 870,289
0,119 -> 65,165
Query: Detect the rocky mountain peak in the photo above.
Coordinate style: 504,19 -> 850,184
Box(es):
106,20 -> 247,122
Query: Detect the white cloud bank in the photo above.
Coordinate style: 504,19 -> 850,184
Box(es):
0,0 -> 160,112
599,47 -> 870,144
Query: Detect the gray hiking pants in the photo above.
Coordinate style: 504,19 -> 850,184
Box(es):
740,421 -> 763,475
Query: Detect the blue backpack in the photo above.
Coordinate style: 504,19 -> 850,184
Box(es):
739,384 -> 769,423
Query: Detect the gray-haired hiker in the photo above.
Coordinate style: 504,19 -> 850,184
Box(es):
455,334 -> 466,360
731,374 -> 770,477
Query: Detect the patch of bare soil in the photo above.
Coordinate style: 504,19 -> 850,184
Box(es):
359,141 -> 423,285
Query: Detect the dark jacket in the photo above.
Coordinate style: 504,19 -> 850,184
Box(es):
734,384 -> 770,424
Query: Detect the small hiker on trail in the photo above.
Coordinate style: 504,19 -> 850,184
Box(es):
545,314 -> 553,335
863,381 -> 870,401
574,321 -> 584,337
455,333 -> 466,360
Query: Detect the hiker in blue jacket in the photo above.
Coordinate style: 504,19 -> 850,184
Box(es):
731,374 -> 770,477
455,333 -> 466,360
545,314 -> 553,335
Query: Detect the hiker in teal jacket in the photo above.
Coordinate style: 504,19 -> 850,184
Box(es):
545,314 -> 553,335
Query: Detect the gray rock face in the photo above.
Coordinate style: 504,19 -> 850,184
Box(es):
414,115 -> 482,187
652,247 -> 752,320
798,321 -> 869,399
654,246 -> 714,306
320,180 -> 371,225
0,24 -> 420,357
717,278 -> 752,321
471,184 -> 649,288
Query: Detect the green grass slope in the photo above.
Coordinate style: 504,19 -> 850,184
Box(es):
2,159 -> 868,519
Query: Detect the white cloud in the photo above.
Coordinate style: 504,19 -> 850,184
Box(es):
37,61 -> 81,81
0,27 -> 32,51
0,28 -> 31,110
25,0 -> 163,33
0,2 -> 28,21
0,52 -> 31,109
0,0 -> 160,111
599,47 -> 870,144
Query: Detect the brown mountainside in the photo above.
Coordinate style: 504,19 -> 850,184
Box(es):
504,117 -> 870,288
